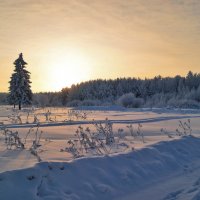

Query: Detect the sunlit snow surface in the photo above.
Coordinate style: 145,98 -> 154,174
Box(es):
0,106 -> 200,200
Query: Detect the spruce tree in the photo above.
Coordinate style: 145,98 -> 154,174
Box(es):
8,73 -> 17,108
8,53 -> 32,110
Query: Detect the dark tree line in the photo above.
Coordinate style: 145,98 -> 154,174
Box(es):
59,71 -> 200,108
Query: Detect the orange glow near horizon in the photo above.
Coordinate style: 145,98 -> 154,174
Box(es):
0,1 -> 200,92
39,48 -> 92,91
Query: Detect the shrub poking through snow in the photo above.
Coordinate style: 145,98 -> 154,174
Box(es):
8,113 -> 22,124
127,124 -> 136,138
44,110 -> 51,122
0,123 -> 43,161
26,111 -> 30,123
184,119 -> 192,135
29,124 -> 43,162
24,126 -> 34,144
0,124 -> 24,149
33,114 -> 39,123
137,123 -> 145,143
62,125 -> 109,157
61,140 -> 81,158
176,119 -> 192,136
160,128 -> 173,138
66,110 -> 88,121
93,118 -> 115,145
127,123 -> 145,142
63,119 -> 130,158
117,128 -> 124,140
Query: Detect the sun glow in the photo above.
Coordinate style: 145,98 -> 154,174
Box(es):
45,50 -> 91,91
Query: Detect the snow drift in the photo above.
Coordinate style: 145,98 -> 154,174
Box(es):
0,136 -> 200,200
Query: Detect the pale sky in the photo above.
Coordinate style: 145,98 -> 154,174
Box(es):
0,0 -> 200,92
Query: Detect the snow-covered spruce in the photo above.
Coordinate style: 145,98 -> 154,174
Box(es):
8,53 -> 32,110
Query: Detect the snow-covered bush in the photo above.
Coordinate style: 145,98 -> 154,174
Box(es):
117,93 -> 144,108
63,119 -> 129,158
62,125 -> 110,158
94,118 -> 115,145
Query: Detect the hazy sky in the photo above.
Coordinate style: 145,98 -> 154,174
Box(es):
1,0 -> 200,92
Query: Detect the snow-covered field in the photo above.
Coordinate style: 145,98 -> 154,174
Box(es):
0,106 -> 200,200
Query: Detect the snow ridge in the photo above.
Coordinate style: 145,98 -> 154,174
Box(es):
0,136 -> 200,200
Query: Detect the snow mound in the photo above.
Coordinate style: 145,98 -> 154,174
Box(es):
0,136 -> 200,200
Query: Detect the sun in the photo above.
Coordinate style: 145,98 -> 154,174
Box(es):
46,50 -> 91,91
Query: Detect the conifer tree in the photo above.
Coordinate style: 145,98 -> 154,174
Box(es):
8,53 -> 32,110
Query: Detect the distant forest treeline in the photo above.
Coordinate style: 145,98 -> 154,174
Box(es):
1,71 -> 200,108
60,71 -> 200,108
